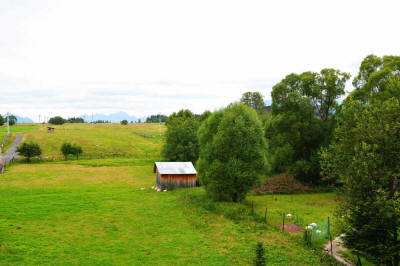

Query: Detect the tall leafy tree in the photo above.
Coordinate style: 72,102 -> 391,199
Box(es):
352,54 -> 400,103
240,91 -> 266,111
197,104 -> 266,202
321,97 -> 400,265
0,114 -> 4,126
162,109 -> 200,162
267,69 -> 350,183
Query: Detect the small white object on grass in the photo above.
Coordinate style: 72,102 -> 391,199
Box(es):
140,188 -> 145,190
316,230 -> 321,234
306,225 -> 313,230
163,189 -> 167,192
310,222 -> 317,227
286,213 -> 292,218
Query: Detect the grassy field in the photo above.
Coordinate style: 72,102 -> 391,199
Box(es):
0,123 -> 339,265
0,124 -> 38,153
23,123 -> 164,160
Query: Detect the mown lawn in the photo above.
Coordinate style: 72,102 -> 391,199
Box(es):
0,123 -> 338,265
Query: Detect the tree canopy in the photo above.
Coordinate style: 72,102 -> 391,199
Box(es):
146,114 -> 168,123
266,68 -> 350,184
17,142 -> 42,162
5,114 -> 17,126
67,117 -> 85,123
61,142 -> 83,160
197,104 -> 266,202
320,54 -> 400,264
49,116 -> 66,125
352,55 -> 400,103
321,97 -> 400,265
240,91 -> 266,111
162,109 -> 200,163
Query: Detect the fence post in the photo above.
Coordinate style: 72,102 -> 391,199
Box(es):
264,207 -> 267,223
329,233 -> 333,255
252,201 -> 254,216
282,214 -> 285,232
327,217 -> 330,236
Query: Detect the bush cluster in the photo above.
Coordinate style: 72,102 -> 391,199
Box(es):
61,142 -> 83,160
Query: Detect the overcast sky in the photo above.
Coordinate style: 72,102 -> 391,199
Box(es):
1,0 -> 399,121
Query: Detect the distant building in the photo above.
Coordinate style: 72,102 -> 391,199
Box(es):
153,162 -> 197,189
47,127 -> 55,133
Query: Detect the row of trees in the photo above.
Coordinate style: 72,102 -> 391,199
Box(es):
48,116 -> 85,125
146,114 -> 168,123
162,54 -> 400,264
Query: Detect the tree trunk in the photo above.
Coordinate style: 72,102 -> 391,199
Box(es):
232,193 -> 238,202
394,228 -> 399,266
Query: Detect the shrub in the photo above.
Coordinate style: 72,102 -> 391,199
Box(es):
70,144 -> 83,159
255,242 -> 266,266
17,142 -> 42,162
61,142 -> 83,160
120,120 -> 128,125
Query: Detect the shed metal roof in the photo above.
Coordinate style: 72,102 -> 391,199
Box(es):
154,162 -> 197,175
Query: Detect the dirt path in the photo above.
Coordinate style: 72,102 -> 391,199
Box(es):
0,134 -> 24,165
325,234 -> 354,266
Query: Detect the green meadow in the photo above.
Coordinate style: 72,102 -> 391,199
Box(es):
0,124 -> 38,153
0,123 -> 338,265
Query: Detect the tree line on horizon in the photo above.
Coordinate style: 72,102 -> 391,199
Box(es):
162,54 -> 400,265
0,114 -> 17,126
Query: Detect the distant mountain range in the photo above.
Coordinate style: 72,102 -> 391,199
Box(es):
79,112 -> 147,123
15,115 -> 34,123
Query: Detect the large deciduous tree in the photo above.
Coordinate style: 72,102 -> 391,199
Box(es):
321,97 -> 400,265
162,109 -> 200,162
321,54 -> 400,265
266,69 -> 350,184
240,91 -> 266,111
197,104 -> 266,202
352,54 -> 400,103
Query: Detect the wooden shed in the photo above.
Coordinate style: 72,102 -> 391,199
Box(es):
153,162 -> 197,189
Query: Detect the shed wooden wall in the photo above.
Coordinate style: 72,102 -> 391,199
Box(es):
155,168 -> 197,188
